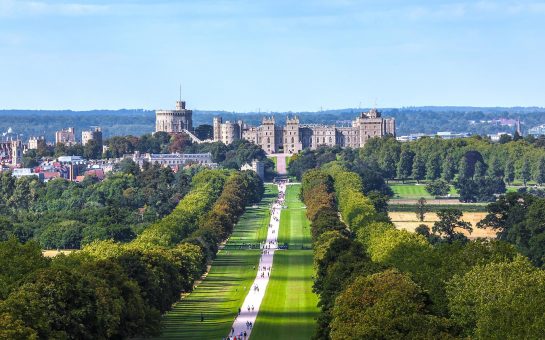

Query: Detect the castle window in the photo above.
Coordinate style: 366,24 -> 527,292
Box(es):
291,137 -> 294,143
267,137 -> 270,143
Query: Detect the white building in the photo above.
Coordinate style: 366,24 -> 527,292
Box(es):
131,152 -> 216,168
241,160 -> 265,180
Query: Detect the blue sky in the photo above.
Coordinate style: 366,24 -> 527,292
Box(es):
0,0 -> 544,111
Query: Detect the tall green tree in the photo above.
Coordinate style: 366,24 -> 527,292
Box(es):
442,155 -> 457,182
534,156 -> 545,185
520,158 -> 532,186
396,149 -> 414,183
505,159 -> 515,185
426,154 -> 441,180
412,153 -> 426,183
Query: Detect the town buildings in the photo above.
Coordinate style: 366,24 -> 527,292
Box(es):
213,109 -> 396,154
155,100 -> 193,133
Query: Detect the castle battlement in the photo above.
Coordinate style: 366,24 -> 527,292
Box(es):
213,109 -> 396,154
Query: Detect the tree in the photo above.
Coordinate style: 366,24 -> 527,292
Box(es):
442,155 -> 456,182
83,140 -> 101,159
505,159 -> 515,185
534,156 -> 545,185
432,208 -> 472,243
415,197 -> 428,222
447,257 -> 545,339
426,154 -> 441,180
498,134 -> 513,144
425,179 -> 450,197
474,161 -> 487,178
330,269 -> 455,340
194,124 -> 213,140
412,153 -> 426,183
396,148 -> 414,183
0,313 -> 37,339
488,156 -> 504,179
520,158 -> 532,186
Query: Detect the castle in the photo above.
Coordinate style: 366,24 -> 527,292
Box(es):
155,100 -> 193,133
155,99 -> 395,154
213,109 -> 395,154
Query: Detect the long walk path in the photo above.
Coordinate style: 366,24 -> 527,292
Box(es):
159,185 -> 278,339
228,183 -> 286,340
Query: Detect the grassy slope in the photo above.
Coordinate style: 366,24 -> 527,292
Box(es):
159,185 -> 277,339
252,184 -> 319,340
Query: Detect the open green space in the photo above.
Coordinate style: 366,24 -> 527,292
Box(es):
251,251 -> 318,340
252,184 -> 318,340
159,185 -> 277,339
390,183 -> 458,199
279,184 -> 312,249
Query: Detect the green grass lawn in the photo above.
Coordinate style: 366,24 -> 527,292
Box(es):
159,185 -> 277,339
390,183 -> 458,198
251,184 -> 319,340
251,251 -> 318,340
270,156 -> 278,172
279,184 -> 312,249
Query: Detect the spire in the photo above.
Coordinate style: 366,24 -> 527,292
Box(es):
179,83 -> 182,102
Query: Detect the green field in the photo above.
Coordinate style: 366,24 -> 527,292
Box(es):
251,251 -> 318,340
279,184 -> 312,249
159,185 -> 277,339
252,184 -> 319,340
390,183 -> 458,198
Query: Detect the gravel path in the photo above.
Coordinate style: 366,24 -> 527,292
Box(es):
228,183 -> 285,340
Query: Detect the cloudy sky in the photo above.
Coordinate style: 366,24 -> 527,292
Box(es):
0,0 -> 544,111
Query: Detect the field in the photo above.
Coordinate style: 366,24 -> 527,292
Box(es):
390,183 -> 458,199
159,185 -> 277,339
252,184 -> 318,340
278,184 -> 312,249
250,251 -> 318,340
389,211 -> 497,239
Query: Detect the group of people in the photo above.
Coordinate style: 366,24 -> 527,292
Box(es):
226,328 -> 248,340
226,183 -> 287,340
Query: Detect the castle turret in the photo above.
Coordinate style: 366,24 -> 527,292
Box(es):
156,100 -> 193,133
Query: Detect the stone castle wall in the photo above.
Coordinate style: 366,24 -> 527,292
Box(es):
213,109 -> 396,154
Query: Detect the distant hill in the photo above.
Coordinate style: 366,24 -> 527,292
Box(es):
1,106 -> 545,142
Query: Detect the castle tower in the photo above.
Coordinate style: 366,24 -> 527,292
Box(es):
156,99 -> 193,133
261,116 -> 276,154
11,140 -> 22,166
213,117 -> 222,142
284,116 -> 302,154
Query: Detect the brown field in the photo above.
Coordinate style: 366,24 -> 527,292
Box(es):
42,249 -> 75,257
389,211 -> 497,239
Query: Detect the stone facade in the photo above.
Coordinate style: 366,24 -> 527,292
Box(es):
55,127 -> 76,145
156,100 -> 193,133
213,109 -> 395,154
82,127 -> 103,146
